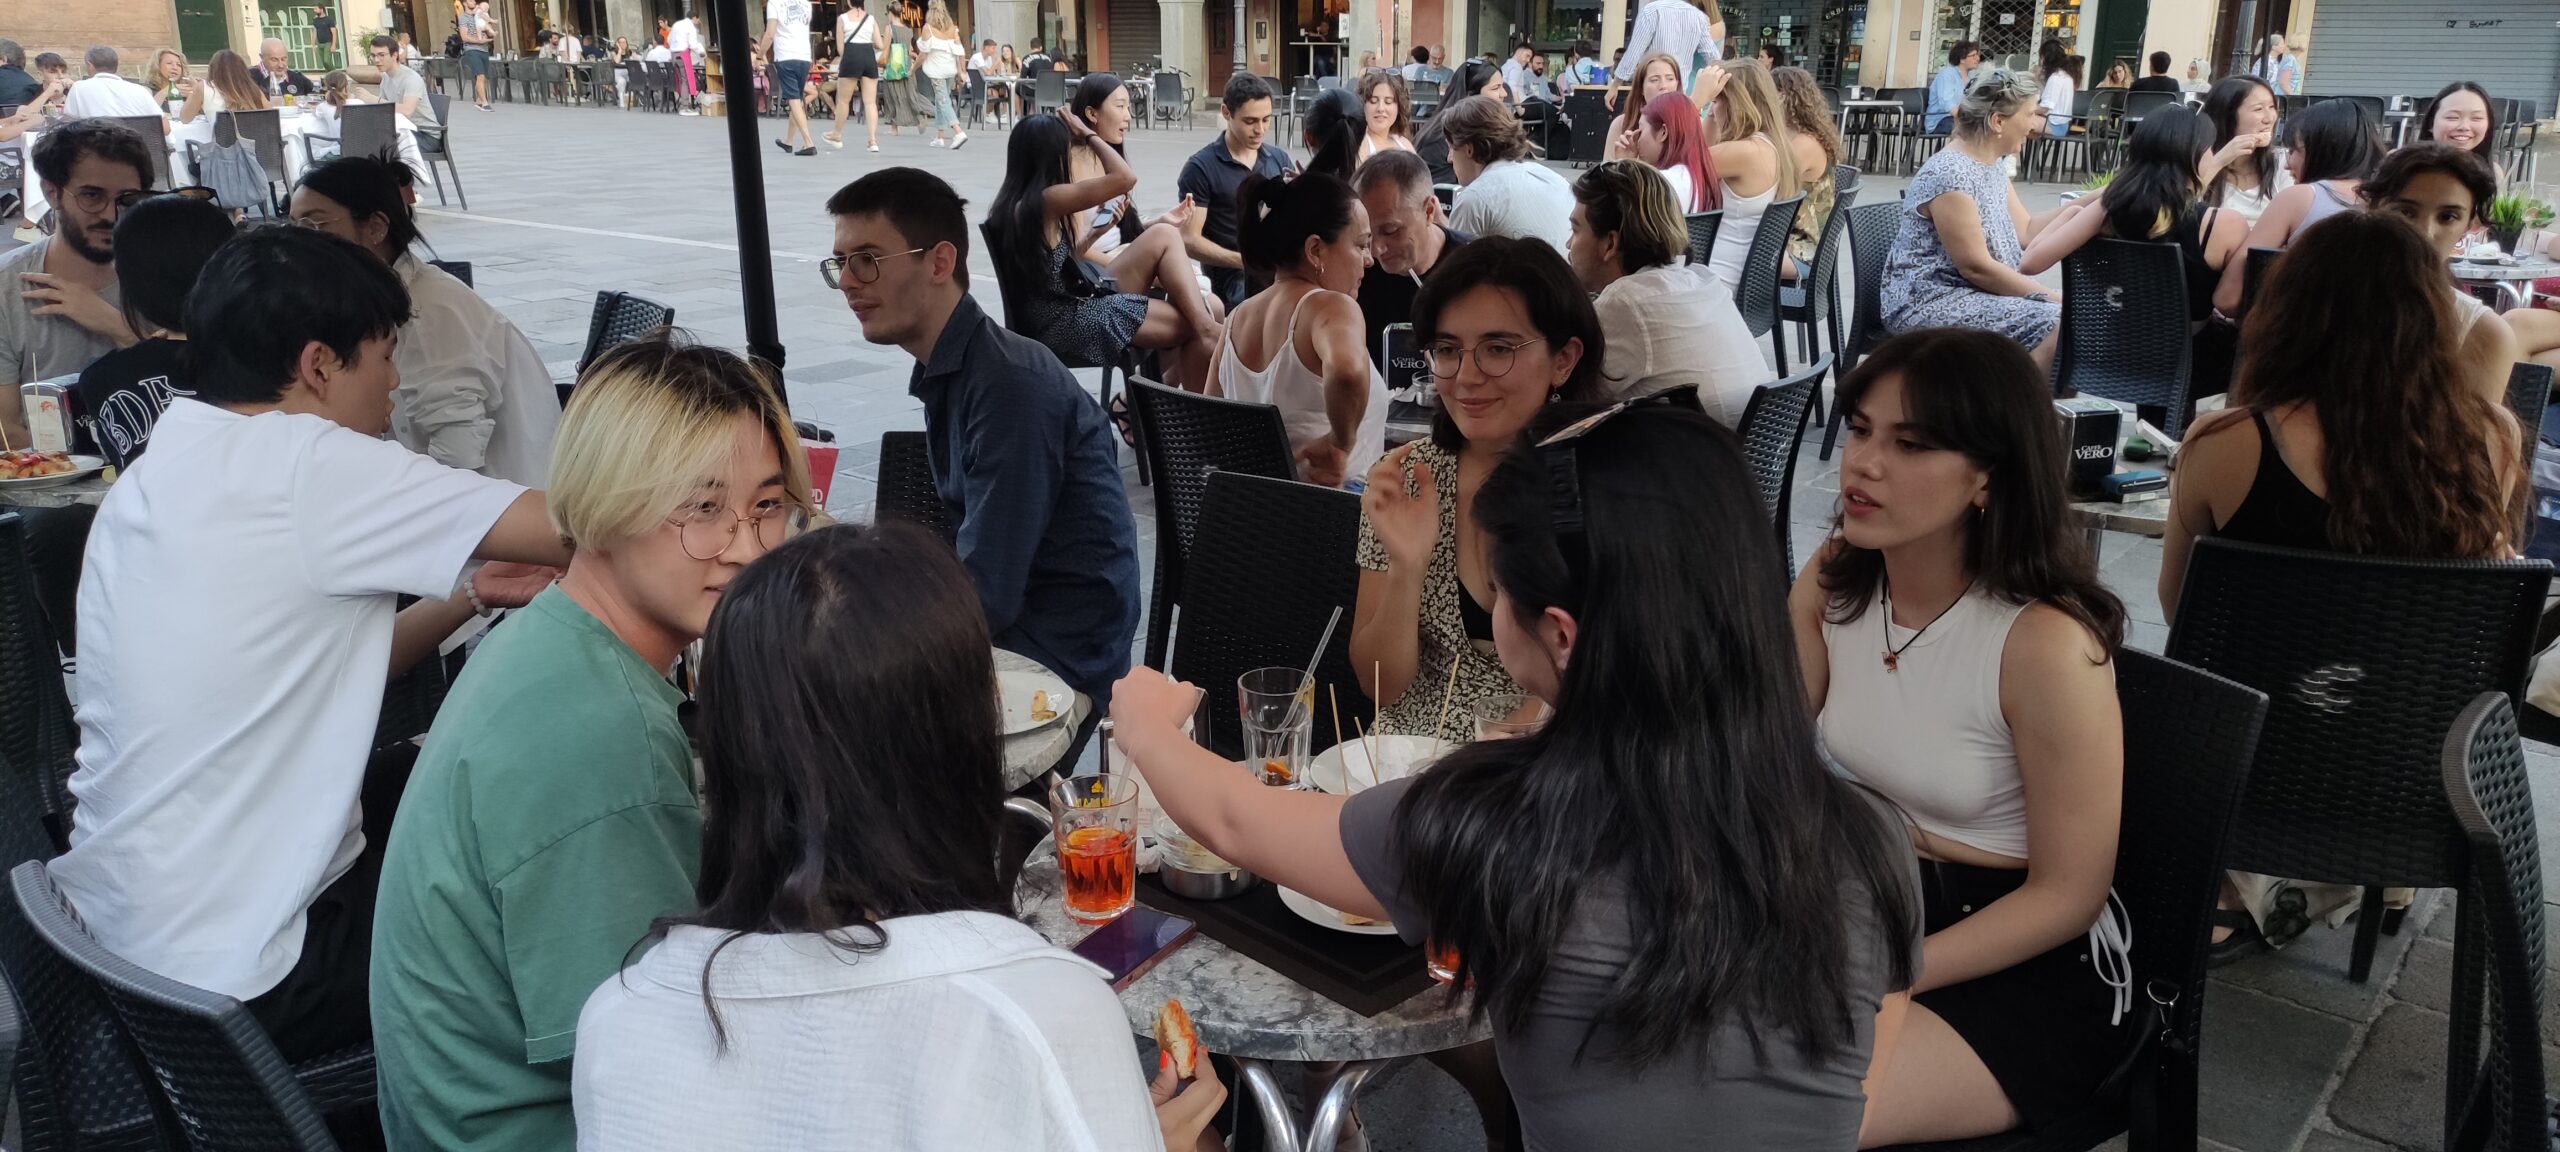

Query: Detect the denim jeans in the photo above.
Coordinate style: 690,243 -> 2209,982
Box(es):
930,79 -> 956,130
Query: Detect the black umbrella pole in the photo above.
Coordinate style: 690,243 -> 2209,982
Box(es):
708,0 -> 789,396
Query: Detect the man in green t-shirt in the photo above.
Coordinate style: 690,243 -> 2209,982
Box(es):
368,333 -> 815,1150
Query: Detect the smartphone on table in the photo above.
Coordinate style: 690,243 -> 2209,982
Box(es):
1071,905 -> 1197,991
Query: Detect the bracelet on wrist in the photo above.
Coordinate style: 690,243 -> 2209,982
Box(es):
462,582 -> 493,618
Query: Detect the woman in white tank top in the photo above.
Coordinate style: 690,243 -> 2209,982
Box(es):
1209,172 -> 1387,488
1786,328 -> 2130,1146
1692,61 -> 1800,295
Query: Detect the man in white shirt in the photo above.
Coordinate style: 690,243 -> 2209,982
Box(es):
1439,96 -> 1574,254
665,14 -> 702,112
51,226 -> 570,1063
1565,160 -> 1767,424
759,0 -> 818,155
61,46 -> 168,134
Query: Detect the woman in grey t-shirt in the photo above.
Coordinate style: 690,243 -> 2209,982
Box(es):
1115,373 -> 1920,1149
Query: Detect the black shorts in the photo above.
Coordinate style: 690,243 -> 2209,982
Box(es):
1910,860 -> 2127,1131
774,58 -> 811,102
840,44 -> 878,79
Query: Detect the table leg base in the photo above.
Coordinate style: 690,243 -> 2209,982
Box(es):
1233,1057 -> 1388,1152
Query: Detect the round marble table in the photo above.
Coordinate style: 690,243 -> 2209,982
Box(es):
1019,857 -> 1484,1152
0,473 -> 111,510
997,648 -> 1087,791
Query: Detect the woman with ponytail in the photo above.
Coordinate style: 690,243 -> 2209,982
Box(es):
1208,171 -> 1385,488
1300,86 -> 1365,181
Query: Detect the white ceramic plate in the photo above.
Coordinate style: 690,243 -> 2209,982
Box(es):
1278,885 -> 1399,936
0,456 -> 106,490
995,666 -> 1072,736
1304,733 -> 1440,796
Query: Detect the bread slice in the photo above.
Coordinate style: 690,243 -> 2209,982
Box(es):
1153,998 -> 1200,1079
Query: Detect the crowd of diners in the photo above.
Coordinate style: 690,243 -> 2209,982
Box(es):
0,12 -> 2551,1149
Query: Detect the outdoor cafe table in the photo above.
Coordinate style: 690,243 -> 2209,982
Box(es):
1836,97 -> 1904,134
999,647 -> 1088,792
1018,856 -> 1485,1152
2453,254 -> 2560,309
0,473 -> 110,510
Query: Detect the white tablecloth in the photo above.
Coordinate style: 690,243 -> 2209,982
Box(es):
23,106 -> 425,220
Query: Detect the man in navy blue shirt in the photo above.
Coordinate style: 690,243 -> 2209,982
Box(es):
1178,72 -> 1292,308
824,168 -> 1141,709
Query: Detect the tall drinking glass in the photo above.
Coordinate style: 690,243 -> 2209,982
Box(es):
1051,774 -> 1140,924
1237,667 -> 1313,788
1470,693 -> 1551,741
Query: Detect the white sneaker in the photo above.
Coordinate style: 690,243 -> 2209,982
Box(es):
679,107 -> 699,116
930,137 -> 946,147
867,143 -> 880,152
951,131 -> 968,150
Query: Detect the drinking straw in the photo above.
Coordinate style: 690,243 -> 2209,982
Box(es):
1285,606 -> 1344,728
1429,653 -> 1462,761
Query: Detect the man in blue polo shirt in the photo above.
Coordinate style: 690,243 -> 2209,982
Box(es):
823,167 -> 1140,717
1178,73 -> 1292,309
1926,41 -> 1979,134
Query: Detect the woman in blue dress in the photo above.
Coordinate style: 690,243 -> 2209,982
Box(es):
1880,69 -> 2063,374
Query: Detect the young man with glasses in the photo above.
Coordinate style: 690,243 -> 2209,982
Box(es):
55,225 -> 573,1069
366,34 -> 438,131
0,120 -> 156,449
369,332 -> 810,1152
823,168 -> 1139,720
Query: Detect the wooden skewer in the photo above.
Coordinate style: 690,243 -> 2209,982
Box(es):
1327,683 -> 1346,758
1429,653 -> 1463,761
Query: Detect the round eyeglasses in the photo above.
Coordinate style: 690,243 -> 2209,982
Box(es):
1421,337 -> 1548,380
668,498 -> 812,560
820,247 -> 927,289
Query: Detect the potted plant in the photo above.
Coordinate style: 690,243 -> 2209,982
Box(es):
2483,193 -> 2552,256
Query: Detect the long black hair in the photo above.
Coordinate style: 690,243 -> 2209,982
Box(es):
1818,328 -> 2126,653
2201,75 -> 2278,204
294,151 -> 423,256
113,194 -> 234,335
985,112 -> 1077,331
1394,400 -> 1919,1066
2286,97 -> 2382,185
1454,58 -> 1505,104
2100,104 -> 2215,242
1301,86 -> 1363,181
1068,71 -> 1127,157
1238,170 -> 1360,276
669,520 -> 1010,1044
2420,80 -> 2499,164
1409,237 -> 1608,452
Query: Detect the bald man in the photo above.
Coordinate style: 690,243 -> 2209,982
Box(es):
251,38 -> 316,99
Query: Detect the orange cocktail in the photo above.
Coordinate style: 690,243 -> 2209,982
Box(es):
1051,774 -> 1140,923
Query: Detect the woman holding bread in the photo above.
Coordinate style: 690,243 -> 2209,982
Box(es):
570,521 -> 1225,1151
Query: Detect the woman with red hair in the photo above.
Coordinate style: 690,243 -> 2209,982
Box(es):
1622,90 -> 1721,213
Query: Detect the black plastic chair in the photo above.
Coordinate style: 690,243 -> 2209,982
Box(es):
1168,471 -> 1370,760
106,117 -> 175,191
1032,69 -> 1068,114
414,92 -> 466,208
2165,538 -> 2552,983
2237,245 -> 2279,316
1683,210 -> 1723,271
1736,195 -> 1806,376
2053,237 -> 2196,435
1409,78 -> 1441,121
1126,378 -> 1296,668
1833,162 -> 1862,200
2440,693 -> 2547,1152
301,100 -> 397,167
974,221 -> 1140,480
561,291 -> 676,407
873,430 -> 957,542
1151,69 -> 1191,129
1820,200 -> 1902,460
15,862 -> 339,1151
1875,649 -> 2269,1152
1779,193 -> 1853,374
2503,362 -> 2551,478
0,512 -> 75,856
1735,356 -> 1828,571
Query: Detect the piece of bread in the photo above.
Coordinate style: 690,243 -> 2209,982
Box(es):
1153,998 -> 1200,1079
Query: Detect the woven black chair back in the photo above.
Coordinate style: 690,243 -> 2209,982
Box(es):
1735,194 -> 1806,347
874,431 -> 957,542
335,101 -> 399,162
2504,362 -> 2551,474
2440,693 -> 2546,1152
1736,356 -> 1828,568
2240,245 -> 2280,315
14,862 -> 336,1151
1679,211 -> 1721,269
2165,538 -> 2550,885
0,513 -> 74,854
1168,472 -> 1369,759
576,291 -> 676,374
1842,201 -> 1900,364
2055,237 -> 2196,434
1786,196 -> 1855,336
1127,377 -> 1296,667
0,854 -> 169,1152
1833,163 -> 1862,198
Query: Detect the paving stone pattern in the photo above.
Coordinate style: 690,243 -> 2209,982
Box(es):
403,101 -> 2548,1151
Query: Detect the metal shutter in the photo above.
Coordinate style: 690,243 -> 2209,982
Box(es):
1107,0 -> 1162,72
2304,0 -> 2558,113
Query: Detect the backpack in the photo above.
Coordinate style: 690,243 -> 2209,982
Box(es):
196,112 -> 273,216
444,31 -> 464,57
884,40 -> 910,81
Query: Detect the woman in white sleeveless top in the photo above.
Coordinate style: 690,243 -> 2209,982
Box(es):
1692,61 -> 1801,296
1787,328 -> 2129,1147
1209,171 -> 1387,489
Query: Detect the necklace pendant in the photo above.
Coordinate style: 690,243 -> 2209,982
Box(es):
1882,650 -> 1900,673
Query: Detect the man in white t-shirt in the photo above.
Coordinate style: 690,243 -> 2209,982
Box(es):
1440,96 -> 1574,253
61,46 -> 168,134
759,0 -> 817,155
665,14 -> 701,112
51,226 -> 571,1063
